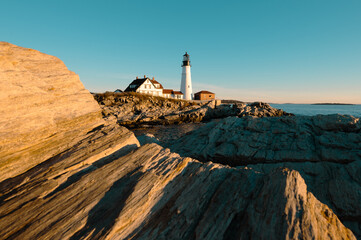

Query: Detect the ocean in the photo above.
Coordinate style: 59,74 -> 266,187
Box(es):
270,104 -> 361,118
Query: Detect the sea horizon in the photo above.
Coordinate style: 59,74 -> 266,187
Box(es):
270,103 -> 361,117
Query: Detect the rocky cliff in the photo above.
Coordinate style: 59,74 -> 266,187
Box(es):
0,43 -> 358,239
93,92 -> 292,127
0,42 -> 104,181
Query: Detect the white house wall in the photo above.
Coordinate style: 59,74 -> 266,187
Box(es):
136,79 -> 163,96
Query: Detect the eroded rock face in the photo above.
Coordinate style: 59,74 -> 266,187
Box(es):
168,114 -> 361,165
0,144 -> 355,240
93,92 -> 292,128
0,42 -> 104,181
247,160 -> 361,238
0,123 -> 140,239
166,114 -> 361,238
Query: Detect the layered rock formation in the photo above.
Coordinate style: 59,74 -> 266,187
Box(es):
0,42 -> 104,181
93,92 -> 292,127
168,114 -> 361,165
0,143 -> 356,240
166,114 -> 361,237
248,160 -> 361,239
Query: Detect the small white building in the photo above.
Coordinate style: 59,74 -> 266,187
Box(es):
163,89 -> 184,99
124,76 -> 184,99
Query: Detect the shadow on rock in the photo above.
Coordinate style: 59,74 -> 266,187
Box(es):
70,168 -> 143,239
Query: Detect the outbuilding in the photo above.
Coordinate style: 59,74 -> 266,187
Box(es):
194,90 -> 215,100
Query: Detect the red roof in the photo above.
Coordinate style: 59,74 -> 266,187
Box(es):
163,89 -> 173,94
150,80 -> 163,89
162,89 -> 183,95
195,90 -> 215,95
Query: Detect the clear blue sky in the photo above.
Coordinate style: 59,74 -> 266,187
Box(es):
2,0 -> 361,103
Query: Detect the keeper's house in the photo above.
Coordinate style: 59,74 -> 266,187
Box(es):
124,76 -> 184,99
194,90 -> 215,100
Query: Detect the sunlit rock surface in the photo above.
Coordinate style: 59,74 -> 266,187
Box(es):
248,160 -> 361,238
0,42 -> 104,181
0,144 -> 355,239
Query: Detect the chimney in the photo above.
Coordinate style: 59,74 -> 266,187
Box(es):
144,75 -> 146,78
136,76 -> 138,79
152,77 -> 155,80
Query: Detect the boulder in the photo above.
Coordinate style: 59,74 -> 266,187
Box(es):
247,160 -> 361,239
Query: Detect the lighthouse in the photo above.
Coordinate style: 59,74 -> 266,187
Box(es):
180,52 -> 193,100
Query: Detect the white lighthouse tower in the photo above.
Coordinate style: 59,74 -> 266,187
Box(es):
180,52 -> 193,100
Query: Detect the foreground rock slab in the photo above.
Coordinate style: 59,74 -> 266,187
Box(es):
0,143 -> 355,239
0,42 -> 104,181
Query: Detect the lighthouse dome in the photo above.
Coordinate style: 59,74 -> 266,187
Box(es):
183,52 -> 190,61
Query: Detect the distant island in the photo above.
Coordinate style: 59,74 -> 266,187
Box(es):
312,103 -> 355,105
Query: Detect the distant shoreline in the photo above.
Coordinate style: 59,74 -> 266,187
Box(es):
269,103 -> 357,105
311,103 -> 355,105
